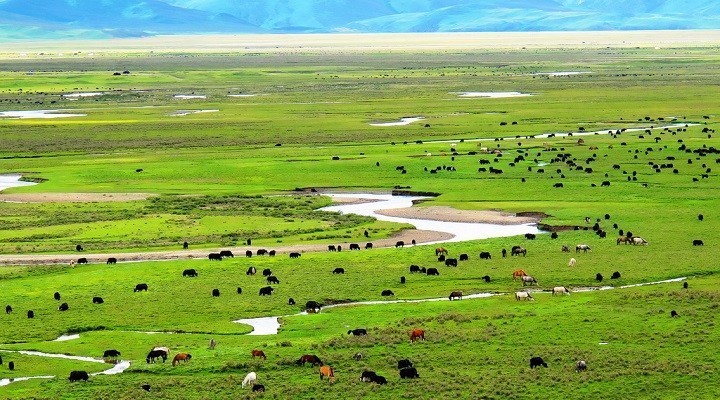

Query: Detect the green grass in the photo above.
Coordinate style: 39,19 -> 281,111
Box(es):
0,44 -> 718,399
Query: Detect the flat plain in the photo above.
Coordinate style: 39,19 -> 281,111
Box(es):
0,33 -> 718,399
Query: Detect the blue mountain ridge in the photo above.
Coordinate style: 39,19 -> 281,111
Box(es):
0,0 -> 717,40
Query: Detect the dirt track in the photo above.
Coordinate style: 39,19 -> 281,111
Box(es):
0,229 -> 453,266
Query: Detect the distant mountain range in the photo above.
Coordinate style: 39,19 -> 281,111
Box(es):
0,0 -> 718,41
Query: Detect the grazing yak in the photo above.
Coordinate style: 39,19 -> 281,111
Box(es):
27,310 -> 34,318
400,276 -> 406,284
212,289 -> 220,297
182,269 -> 198,277
77,258 -> 88,264
459,253 -> 469,261
576,360 -> 587,372
596,273 -> 604,282
305,301 -> 322,313
68,370 -> 89,382
259,286 -> 274,296
106,257 -> 117,265
551,232 -> 559,239
237,287 -> 243,294
219,250 -> 234,258
141,384 -> 151,392
395,241 -> 405,248
530,357 -> 548,368
58,303 -> 69,311
398,359 -> 413,369
54,292 -> 61,301
399,367 -> 420,379
5,305 -> 11,314
611,271 -> 622,279
426,268 -> 440,276
103,349 -> 121,358
479,251 -> 492,259
333,267 -> 345,274
262,268 -> 272,276
348,328 -> 367,336
482,275 -> 491,283
134,284 -> 148,292
365,243 -> 373,249
525,233 -> 536,240
266,276 -> 280,284
381,290 -> 394,296
445,258 -> 458,267
360,370 -> 377,382
183,241 -> 189,249
671,310 -> 679,318
349,243 -> 361,250
92,296 -> 104,304
288,298 -> 295,305
208,253 -> 222,261
289,252 -> 301,258
245,250 -> 253,258
252,384 -> 265,392
693,239 -> 704,246
246,266 -> 257,275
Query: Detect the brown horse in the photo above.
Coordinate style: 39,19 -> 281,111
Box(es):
319,365 -> 335,381
251,350 -> 267,360
512,269 -> 528,280
616,236 -> 630,245
296,354 -> 323,366
410,329 -> 425,343
172,353 -> 191,366
435,247 -> 448,256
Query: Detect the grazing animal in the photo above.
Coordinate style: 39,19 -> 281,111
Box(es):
241,371 -> 257,388
182,269 -> 198,277
246,266 -> 257,275
333,267 -> 345,274
256,249 -> 267,256
632,237 -> 648,245
562,245 -> 570,252
371,375 -> 387,384
349,243 -> 361,250
319,365 -> 335,381
103,349 -> 120,358
107,257 -> 117,265
435,247 -> 448,256
617,236 -> 631,245
266,276 -> 280,284
399,367 -> 420,379
237,287 -> 242,294
172,353 -> 191,366
353,352 -> 363,361
259,286 -> 274,296
361,370 -> 377,382
251,349 -> 267,359
27,310 -> 34,318
246,250 -> 253,258
671,310 -> 679,317
445,258 -> 458,267
511,246 -> 527,256
568,258 -> 577,267
289,252 -> 301,258
515,291 -> 534,301
502,248 -> 507,257
398,359 -> 413,369
596,273 -> 604,282
208,253 -> 222,261
525,233 -> 536,240
698,214 -> 704,221
551,232 -> 559,239
693,239 -> 704,246
5,305 -> 11,314
262,268 -> 272,276
54,292 -> 61,301
410,329 -> 425,342
437,255 -> 446,262
611,271 -> 621,279
219,250 -> 234,258
183,241 -> 189,249
521,276 -> 538,286
305,301 -> 322,313
479,251 -> 492,259
268,250 -> 276,256
212,288 -> 220,297
76,244 -> 84,252
683,282 -> 689,289
576,360 -> 587,372
482,275 -> 491,283
146,350 -> 167,363
459,253 -> 469,261
530,357 -> 548,368
449,291 -> 463,300
410,265 -> 421,273
209,339 -> 217,350
252,384 -> 265,392
68,370 -> 89,382
288,298 -> 295,305
426,268 -> 440,276
576,244 -> 591,253
141,384 -> 151,392
381,290 -> 394,296
77,257 -> 88,264
395,241 -> 405,248
512,269 -> 528,280
348,328 -> 367,336
400,276 -> 406,284
58,302 -> 69,311
8,361 -> 14,370
552,286 -> 570,296
296,354 -> 323,366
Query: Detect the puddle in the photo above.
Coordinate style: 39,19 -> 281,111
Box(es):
169,109 -> 219,117
0,110 -> 86,119
174,95 -> 206,99
370,117 -> 424,127
319,193 -> 539,244
457,92 -> 533,98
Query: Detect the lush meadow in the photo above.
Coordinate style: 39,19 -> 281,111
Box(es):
0,43 -> 718,398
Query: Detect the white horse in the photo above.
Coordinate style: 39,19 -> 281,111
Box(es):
576,244 -> 591,253
552,286 -> 570,296
632,237 -> 648,245
242,371 -> 257,389
515,291 -> 534,301
568,258 -> 577,267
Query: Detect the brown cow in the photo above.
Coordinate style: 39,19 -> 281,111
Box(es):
319,365 -> 335,382
251,350 -> 267,360
410,329 -> 425,343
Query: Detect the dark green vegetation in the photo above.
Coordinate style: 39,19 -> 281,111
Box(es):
0,44 -> 718,399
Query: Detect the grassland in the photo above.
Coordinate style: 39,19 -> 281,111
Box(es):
0,36 -> 719,399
